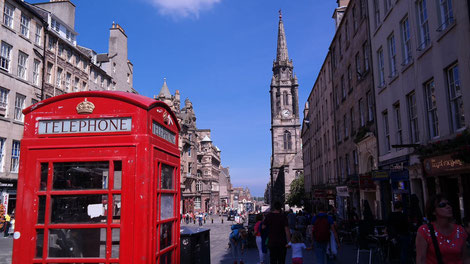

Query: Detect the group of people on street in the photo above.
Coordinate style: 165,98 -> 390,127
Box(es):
182,211 -> 210,226
228,192 -> 470,264
230,201 -> 340,264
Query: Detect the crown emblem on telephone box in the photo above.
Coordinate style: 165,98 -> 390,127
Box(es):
76,98 -> 95,114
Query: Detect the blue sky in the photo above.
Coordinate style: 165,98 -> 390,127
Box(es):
32,0 -> 338,196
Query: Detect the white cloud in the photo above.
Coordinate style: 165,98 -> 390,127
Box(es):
147,0 -> 221,18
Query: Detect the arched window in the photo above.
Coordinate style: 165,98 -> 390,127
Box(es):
283,131 -> 292,150
283,91 -> 289,105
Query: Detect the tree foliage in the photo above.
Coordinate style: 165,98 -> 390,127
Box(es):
286,173 -> 305,207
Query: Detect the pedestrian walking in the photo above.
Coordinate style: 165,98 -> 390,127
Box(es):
311,203 -> 339,264
288,209 -> 297,234
387,201 -> 411,264
254,214 -> 265,264
263,201 -> 291,264
198,213 -> 203,226
416,194 -> 470,264
229,224 -> 247,264
286,231 -> 311,264
3,213 -> 10,237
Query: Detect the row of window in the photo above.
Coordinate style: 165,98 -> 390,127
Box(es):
334,0 -> 368,63
0,87 -> 29,121
311,149 -> 363,185
45,62 -> 89,92
333,41 -> 371,107
1,41 -> 42,85
3,2 -> 42,46
375,0 -> 454,87
336,91 -> 375,144
47,36 -> 87,71
337,150 -> 361,180
381,63 -> 462,152
50,18 -> 76,43
0,138 -> 20,173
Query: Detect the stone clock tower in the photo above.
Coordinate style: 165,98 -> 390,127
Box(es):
269,11 -> 303,206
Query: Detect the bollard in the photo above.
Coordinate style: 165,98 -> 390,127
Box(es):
204,219 -> 206,224
211,219 -> 213,224
193,219 -> 196,224
221,218 -> 224,224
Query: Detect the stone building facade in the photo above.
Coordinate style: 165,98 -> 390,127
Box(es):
0,0 -> 47,213
155,80 -> 229,214
269,12 -> 303,206
0,0 -> 135,214
368,0 -> 470,220
330,0 -> 378,219
302,0 -> 379,218
302,53 -> 338,204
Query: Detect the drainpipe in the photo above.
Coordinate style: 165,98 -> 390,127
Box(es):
41,23 -> 48,100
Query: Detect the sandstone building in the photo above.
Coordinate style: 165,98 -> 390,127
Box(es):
0,0 -> 135,214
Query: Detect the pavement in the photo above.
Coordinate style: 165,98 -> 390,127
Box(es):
0,236 -> 12,264
182,215 -> 375,264
0,216 -> 384,263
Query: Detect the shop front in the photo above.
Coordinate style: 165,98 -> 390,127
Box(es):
423,154 -> 470,222
378,155 -> 409,219
0,180 -> 17,215
359,173 -> 380,219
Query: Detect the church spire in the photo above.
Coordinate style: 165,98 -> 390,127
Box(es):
276,10 -> 289,62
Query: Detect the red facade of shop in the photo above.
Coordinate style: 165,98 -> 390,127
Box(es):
12,91 -> 180,263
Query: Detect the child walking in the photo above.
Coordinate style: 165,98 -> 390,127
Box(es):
286,231 -> 311,264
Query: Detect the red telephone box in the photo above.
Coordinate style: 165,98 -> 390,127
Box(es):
12,91 -> 180,264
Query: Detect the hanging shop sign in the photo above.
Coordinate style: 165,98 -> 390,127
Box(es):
423,154 -> 470,176
372,171 -> 389,181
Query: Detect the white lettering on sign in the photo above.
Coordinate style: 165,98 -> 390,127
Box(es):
38,117 -> 132,134
152,121 -> 175,144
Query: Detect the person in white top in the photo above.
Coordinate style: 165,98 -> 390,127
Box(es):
286,231 -> 311,264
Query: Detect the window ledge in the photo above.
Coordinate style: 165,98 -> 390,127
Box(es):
12,120 -> 24,126
388,74 -> 399,85
377,84 -> 387,95
0,116 -> 11,123
19,34 -> 31,44
436,20 -> 456,43
417,42 -> 433,60
373,21 -> 384,37
1,24 -> 15,34
401,59 -> 414,73
15,76 -> 30,85
383,6 -> 394,23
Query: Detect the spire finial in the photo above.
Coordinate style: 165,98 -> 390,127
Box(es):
275,9 -> 289,62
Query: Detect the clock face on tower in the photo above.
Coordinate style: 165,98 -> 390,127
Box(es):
282,109 -> 290,118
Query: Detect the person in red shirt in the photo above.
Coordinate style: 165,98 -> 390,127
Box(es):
254,214 -> 265,264
416,194 -> 470,264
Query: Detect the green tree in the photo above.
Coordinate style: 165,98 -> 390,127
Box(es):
286,174 -> 305,207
